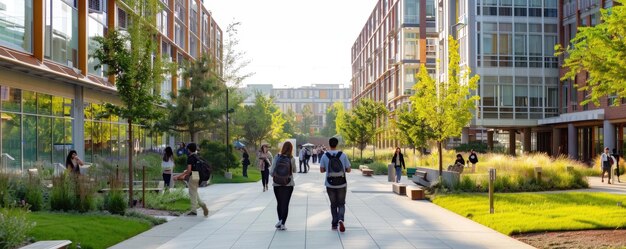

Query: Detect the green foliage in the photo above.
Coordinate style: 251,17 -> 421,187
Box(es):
337,99 -> 388,159
0,207 -> 35,249
50,174 -> 77,212
368,162 -> 389,175
557,1 -> 626,105
411,36 -> 480,176
159,55 -> 224,142
0,174 -> 11,207
174,155 -> 188,173
299,104 -> 315,136
199,140 -> 240,173
222,21 -> 254,87
144,187 -> 190,212
392,104 -> 433,151
235,93 -> 287,149
104,191 -> 127,215
24,179 -> 43,211
321,103 -> 339,137
27,212 -> 151,249
454,141 -> 488,153
433,193 -> 626,235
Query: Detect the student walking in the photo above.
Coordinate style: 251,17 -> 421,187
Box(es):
312,147 -> 318,164
320,137 -> 351,232
175,143 -> 209,217
304,147 -> 311,172
161,146 -> 174,188
468,149 -> 479,173
391,147 -> 406,183
613,148 -> 621,183
257,144 -> 273,191
270,141 -> 297,230
601,147 -> 616,184
240,147 -> 250,178
298,145 -> 306,173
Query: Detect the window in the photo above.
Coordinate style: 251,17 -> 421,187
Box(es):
426,0 -> 435,18
544,9 -> 557,17
45,0 -> 79,67
175,22 -> 185,48
482,84 -> 497,106
514,8 -> 527,16
515,85 -> 528,106
404,0 -> 419,24
0,0 -> 34,52
529,8 -> 542,17
499,7 -> 512,16
483,33 -> 496,54
501,85 -> 513,106
404,32 -> 419,59
88,17 -> 105,77
499,34 -> 512,55
157,9 -> 168,35
514,34 -> 527,55
544,35 -> 557,56
528,35 -> 542,56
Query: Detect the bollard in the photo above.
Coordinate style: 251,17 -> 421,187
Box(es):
388,164 -> 395,182
488,168 -> 496,214
142,164 -> 146,208
534,167 -> 542,181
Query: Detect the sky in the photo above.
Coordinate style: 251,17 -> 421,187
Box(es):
204,0 -> 379,88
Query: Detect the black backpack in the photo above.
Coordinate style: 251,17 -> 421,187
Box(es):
326,152 -> 346,186
192,154 -> 212,184
272,155 -> 292,185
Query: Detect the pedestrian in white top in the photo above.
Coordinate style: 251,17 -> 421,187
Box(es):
601,147 -> 617,184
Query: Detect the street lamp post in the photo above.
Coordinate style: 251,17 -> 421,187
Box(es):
225,88 -> 235,173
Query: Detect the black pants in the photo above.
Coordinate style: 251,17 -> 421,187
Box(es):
162,173 -> 171,187
326,187 -> 347,227
273,186 -> 294,224
299,159 -> 304,172
261,162 -> 270,187
304,158 -> 310,172
242,164 -> 249,177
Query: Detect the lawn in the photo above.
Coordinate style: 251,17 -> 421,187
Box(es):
432,192 -> 626,235
27,212 -> 152,249
211,166 -> 261,184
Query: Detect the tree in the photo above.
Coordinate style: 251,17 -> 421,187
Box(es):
282,109 -> 297,138
352,98 -> 388,158
299,104 -> 315,136
392,104 -> 433,155
235,93 -> 285,149
159,55 -> 224,142
337,98 -> 387,160
410,36 -> 480,177
92,0 -> 165,207
321,103 -> 339,137
557,2 -> 626,105
222,21 -> 254,87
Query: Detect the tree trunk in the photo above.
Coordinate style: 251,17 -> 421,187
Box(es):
437,141 -> 443,177
128,119 -> 134,207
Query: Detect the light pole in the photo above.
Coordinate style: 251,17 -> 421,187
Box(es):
225,87 -> 235,172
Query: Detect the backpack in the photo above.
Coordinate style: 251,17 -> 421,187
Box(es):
469,153 -> 478,163
608,156 -> 614,165
326,152 -> 346,186
191,154 -> 212,184
272,155 -> 292,185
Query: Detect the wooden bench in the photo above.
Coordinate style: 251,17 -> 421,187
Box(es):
392,183 -> 406,195
362,169 -> 374,176
20,240 -> 71,249
359,165 -> 370,170
407,186 -> 425,200
100,181 -> 165,193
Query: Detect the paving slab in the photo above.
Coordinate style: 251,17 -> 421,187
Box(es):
111,163 -> 534,249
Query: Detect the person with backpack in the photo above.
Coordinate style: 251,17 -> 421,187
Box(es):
601,147 -> 617,184
391,147 -> 406,183
270,141 -> 297,230
468,149 -> 479,173
175,143 -> 209,216
320,137 -> 351,232
257,144 -> 273,192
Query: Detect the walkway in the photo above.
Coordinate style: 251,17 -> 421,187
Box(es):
112,162 -> 533,249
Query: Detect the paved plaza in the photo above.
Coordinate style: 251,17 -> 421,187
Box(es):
112,162 -> 536,249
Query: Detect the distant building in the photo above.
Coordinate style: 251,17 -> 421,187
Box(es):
242,84 -> 352,133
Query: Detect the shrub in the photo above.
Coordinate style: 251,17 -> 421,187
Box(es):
0,174 -> 12,208
0,207 -> 35,249
24,179 -> 43,211
199,140 -> 240,174
368,162 -> 389,175
50,174 -> 77,212
104,190 -> 127,215
144,188 -> 189,211
174,154 -> 188,173
454,141 -> 488,153
75,176 -> 96,213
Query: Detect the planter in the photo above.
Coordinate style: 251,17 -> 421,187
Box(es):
224,172 -> 232,179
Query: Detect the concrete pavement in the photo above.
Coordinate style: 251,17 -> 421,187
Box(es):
112,162 -> 534,249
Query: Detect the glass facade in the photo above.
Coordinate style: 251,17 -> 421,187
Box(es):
45,0 -> 79,67
0,0 -> 33,52
404,0 -> 419,24
88,17 -> 105,76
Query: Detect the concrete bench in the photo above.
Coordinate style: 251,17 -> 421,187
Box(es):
20,240 -> 71,249
362,169 -> 374,176
407,186 -> 425,200
392,183 -> 406,195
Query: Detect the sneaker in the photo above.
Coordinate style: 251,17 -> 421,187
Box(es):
338,220 -> 345,232
279,224 -> 286,230
187,211 -> 197,216
275,220 -> 283,228
201,204 -> 209,217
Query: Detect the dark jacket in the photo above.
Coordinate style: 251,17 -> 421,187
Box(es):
391,153 -> 406,168
468,152 -> 479,164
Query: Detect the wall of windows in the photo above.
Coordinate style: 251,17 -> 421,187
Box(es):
0,0 -> 33,52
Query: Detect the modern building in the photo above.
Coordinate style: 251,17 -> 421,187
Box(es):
536,0 -> 625,163
433,0 -> 560,154
351,0 -> 438,147
243,84 -> 352,133
0,0 -> 222,171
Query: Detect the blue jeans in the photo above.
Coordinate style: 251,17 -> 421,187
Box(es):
395,167 -> 402,183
